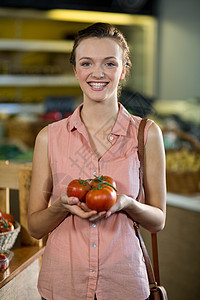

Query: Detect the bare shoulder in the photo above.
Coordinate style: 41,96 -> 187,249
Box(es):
32,126 -> 49,163
145,122 -> 165,158
35,126 -> 48,146
147,121 -> 163,141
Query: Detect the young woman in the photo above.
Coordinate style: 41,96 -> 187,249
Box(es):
28,23 -> 166,300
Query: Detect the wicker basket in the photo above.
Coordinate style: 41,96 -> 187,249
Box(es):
164,128 -> 200,195
0,221 -> 21,251
166,170 -> 200,194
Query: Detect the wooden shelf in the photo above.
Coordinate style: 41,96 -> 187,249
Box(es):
0,7 -> 154,25
0,246 -> 45,289
0,39 -> 73,53
0,75 -> 78,87
0,7 -> 157,98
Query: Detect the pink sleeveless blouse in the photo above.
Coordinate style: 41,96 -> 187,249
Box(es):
38,103 -> 153,300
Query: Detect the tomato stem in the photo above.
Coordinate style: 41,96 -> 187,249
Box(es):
1,218 -> 11,230
97,181 -> 117,191
80,175 -> 118,192
78,178 -> 91,186
94,176 -> 118,191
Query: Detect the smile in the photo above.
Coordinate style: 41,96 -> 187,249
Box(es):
88,82 -> 109,89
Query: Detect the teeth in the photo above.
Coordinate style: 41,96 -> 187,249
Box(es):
89,82 -> 107,88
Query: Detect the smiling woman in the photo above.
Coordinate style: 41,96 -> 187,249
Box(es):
70,23 -> 131,99
28,22 -> 166,300
73,37 -> 126,105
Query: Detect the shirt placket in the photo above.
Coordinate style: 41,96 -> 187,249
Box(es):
86,221 -> 99,300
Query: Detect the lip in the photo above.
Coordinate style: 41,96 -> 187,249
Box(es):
87,81 -> 109,91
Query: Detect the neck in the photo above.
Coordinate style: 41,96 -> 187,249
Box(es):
80,99 -> 119,130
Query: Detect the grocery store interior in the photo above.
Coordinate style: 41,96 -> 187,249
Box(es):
0,0 -> 199,299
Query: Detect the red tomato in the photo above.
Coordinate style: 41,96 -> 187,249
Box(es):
86,185 -> 117,211
0,254 -> 7,260
0,219 -> 14,233
2,213 -> 14,224
67,179 -> 91,202
0,253 -> 9,271
0,210 -> 2,219
7,222 -> 14,232
91,176 -> 117,190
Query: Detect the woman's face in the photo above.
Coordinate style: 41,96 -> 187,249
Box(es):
74,37 -> 126,103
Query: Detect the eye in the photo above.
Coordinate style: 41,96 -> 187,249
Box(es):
106,62 -> 116,67
81,62 -> 91,67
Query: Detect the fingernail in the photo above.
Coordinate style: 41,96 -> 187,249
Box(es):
107,211 -> 111,217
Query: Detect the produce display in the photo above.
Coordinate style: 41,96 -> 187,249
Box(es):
0,211 -> 16,271
0,253 -> 9,271
166,149 -> 200,172
0,211 -> 15,233
67,175 -> 117,211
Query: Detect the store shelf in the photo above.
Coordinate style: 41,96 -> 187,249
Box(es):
0,8 -> 154,26
0,246 -> 45,289
167,192 -> 200,213
0,7 -> 157,101
0,75 -> 78,87
0,39 -> 73,52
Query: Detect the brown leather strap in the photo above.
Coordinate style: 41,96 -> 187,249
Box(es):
136,119 -> 161,286
151,232 -> 160,285
137,119 -> 147,202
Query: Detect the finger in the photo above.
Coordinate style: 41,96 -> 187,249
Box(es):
106,202 -> 119,217
79,202 -> 91,212
69,197 -> 80,205
70,205 -> 98,218
61,194 -> 79,205
99,211 -> 107,217
77,210 -> 98,219
106,210 -> 111,217
89,211 -> 106,222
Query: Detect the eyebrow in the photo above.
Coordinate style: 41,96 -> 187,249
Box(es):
79,56 -> 118,61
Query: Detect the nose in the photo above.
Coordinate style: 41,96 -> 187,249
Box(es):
92,65 -> 104,78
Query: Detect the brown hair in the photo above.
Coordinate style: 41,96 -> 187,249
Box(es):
70,22 -> 132,75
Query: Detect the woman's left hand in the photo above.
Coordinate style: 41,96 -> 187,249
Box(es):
86,194 -> 130,222
106,194 -> 131,217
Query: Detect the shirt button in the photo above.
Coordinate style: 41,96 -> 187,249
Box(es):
109,135 -> 114,141
92,223 -> 96,228
92,270 -> 96,274
92,243 -> 97,248
93,171 -> 97,176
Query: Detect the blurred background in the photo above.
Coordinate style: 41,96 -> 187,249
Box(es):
0,0 -> 199,299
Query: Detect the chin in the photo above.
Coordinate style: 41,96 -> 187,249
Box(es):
85,94 -> 107,103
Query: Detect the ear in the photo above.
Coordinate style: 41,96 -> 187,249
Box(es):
73,66 -> 79,80
120,68 -> 126,80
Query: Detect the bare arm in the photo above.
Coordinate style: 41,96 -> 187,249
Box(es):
28,126 -> 98,240
104,122 -> 166,233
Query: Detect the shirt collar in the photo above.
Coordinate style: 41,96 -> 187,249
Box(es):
68,103 -> 83,131
111,103 -> 131,136
68,102 -> 131,136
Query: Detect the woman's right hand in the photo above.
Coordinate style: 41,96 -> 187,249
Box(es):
59,194 -> 107,221
59,193 -> 98,219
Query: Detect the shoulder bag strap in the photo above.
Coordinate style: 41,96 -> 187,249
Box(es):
136,118 -> 161,286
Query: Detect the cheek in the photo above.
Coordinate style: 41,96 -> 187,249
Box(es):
74,69 -> 86,81
115,71 -> 124,82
